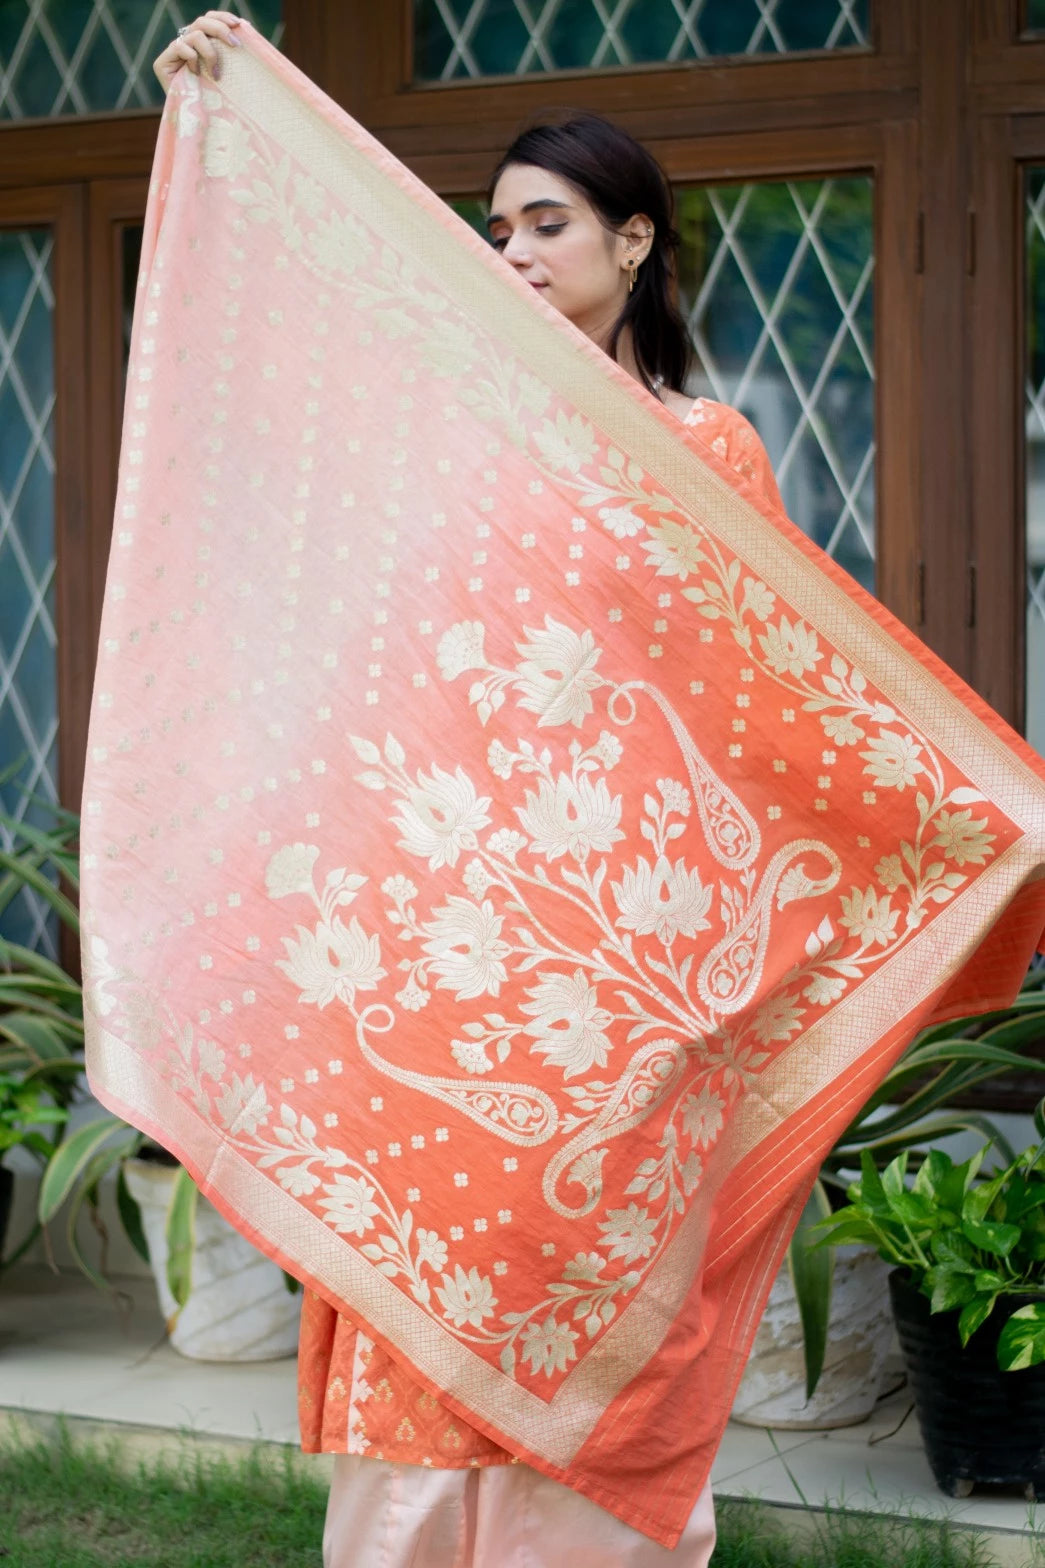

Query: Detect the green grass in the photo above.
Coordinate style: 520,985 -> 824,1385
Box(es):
0,1425 -> 327,1567
0,1425 -> 1041,1567
713,1499 -> 1037,1568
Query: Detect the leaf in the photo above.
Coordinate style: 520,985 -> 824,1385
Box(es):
0,849 -> 79,932
788,1180 -> 834,1398
0,1013 -> 74,1065
356,772 -> 386,791
961,1217 -> 1021,1257
997,1304 -> 1045,1370
930,1232 -> 975,1269
115,1167 -> 149,1264
912,1147 -> 961,1207
0,939 -> 74,984
958,1294 -> 996,1344
808,1213 -> 879,1249
164,1167 -> 199,1309
37,1116 -> 135,1223
926,1265 -> 976,1313
384,734 -> 405,767
500,1343 -> 516,1376
857,1149 -> 892,1217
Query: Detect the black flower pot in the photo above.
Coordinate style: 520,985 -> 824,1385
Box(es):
889,1269 -> 1045,1500
0,1164 -> 12,1263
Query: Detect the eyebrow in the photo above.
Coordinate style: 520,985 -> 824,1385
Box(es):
486,198 -> 572,230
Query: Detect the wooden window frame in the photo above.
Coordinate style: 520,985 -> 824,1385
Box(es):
0,185 -> 87,820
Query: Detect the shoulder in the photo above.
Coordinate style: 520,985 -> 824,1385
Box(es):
681,397 -> 783,511
659,387 -> 695,419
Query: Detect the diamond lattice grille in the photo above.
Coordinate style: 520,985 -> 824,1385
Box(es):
0,229 -> 59,957
1026,168 -> 1045,756
415,0 -> 869,81
679,178 -> 875,594
0,0 -> 283,120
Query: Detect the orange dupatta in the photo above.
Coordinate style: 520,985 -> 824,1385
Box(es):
82,27 -> 1045,1547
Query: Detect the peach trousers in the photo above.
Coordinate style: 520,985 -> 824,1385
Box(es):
323,1457 -> 716,1567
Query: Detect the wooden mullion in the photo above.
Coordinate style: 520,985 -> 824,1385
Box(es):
969,115 -> 1022,726
915,0 -> 973,678
970,0 -> 1045,112
0,185 -> 89,973
0,185 -> 88,815
875,119 -> 922,630
280,0 -> 331,92
969,0 -> 1020,46
1010,111 -> 1045,154
85,180 -> 150,692
875,0 -> 921,53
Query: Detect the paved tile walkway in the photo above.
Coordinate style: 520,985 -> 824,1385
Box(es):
1,1268 -> 1040,1563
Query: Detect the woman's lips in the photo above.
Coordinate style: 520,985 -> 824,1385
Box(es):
528,281 -> 548,290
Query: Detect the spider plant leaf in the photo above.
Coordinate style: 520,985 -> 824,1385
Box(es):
37,1116 -> 132,1222
0,849 -> 80,932
165,1168 -> 198,1309
0,1013 -> 73,1065
787,1179 -> 834,1400
116,1166 -> 150,1265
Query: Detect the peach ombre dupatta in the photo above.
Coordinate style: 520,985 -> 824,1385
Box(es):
82,25 -> 1045,1549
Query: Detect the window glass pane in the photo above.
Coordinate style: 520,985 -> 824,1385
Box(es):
680,178 -> 875,593
416,0 -> 870,82
0,228 -> 59,956
1026,167 -> 1045,754
0,1 -> 282,120
449,174 -> 875,594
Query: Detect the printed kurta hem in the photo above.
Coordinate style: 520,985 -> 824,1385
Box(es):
82,24 -> 1045,1549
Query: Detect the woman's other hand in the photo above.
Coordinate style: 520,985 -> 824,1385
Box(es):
153,11 -> 242,93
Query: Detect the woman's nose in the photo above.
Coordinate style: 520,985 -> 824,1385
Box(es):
501,230 -> 531,266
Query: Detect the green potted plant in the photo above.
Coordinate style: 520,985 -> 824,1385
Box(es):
38,1113 -> 301,1360
0,774 -> 85,1270
733,966 -> 1045,1429
0,776 -> 299,1358
0,1073 -> 68,1262
814,1107 -> 1045,1499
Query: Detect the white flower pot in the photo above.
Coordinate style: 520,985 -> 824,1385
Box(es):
731,1245 -> 895,1429
123,1158 -> 301,1362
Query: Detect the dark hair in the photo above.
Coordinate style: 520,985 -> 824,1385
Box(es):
488,112 -> 693,396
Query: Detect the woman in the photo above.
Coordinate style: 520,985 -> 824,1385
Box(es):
153,14 -> 781,1565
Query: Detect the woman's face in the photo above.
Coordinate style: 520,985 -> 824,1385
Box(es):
487,164 -> 643,346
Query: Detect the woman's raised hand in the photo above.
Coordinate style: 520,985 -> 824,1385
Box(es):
153,11 -> 242,92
